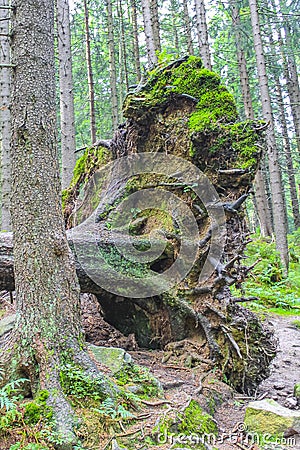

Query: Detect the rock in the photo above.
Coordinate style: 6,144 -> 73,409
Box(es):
89,345 -> 132,374
284,397 -> 298,409
0,314 -> 16,336
294,383 -> 300,406
244,398 -> 300,435
274,381 -> 285,390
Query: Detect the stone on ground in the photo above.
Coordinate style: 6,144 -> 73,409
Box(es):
244,398 -> 300,436
89,345 -> 132,374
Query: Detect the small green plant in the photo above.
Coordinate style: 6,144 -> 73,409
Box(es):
59,363 -> 109,402
0,370 -> 28,412
9,444 -> 49,450
292,319 -> 300,329
93,397 -> 135,421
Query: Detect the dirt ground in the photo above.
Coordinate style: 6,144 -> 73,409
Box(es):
81,294 -> 300,450
1,292 -> 299,449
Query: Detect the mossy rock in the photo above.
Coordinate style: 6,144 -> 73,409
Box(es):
114,363 -> 162,399
244,399 -> 300,435
153,399 -> 217,449
89,345 -> 132,374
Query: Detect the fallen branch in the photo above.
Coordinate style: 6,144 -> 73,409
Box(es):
231,296 -> 258,303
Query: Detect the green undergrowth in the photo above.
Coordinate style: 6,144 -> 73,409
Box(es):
232,229 -> 300,314
0,358 -> 163,449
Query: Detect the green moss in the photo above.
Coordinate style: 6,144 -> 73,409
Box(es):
62,146 -> 112,213
154,399 -> 217,449
71,146 -> 111,188
124,56 -> 262,172
188,88 -> 237,133
292,320 -> 300,329
24,402 -> 42,425
23,390 -> 52,425
97,244 -> 151,279
114,364 -> 162,399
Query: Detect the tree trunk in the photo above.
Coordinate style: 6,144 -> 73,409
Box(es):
150,0 -> 161,54
117,0 -> 129,91
130,0 -> 141,82
1,0 -> 111,445
182,0 -> 194,55
83,0 -> 97,144
275,76 -> 300,229
194,0 -> 212,70
229,0 -> 273,237
0,0 -> 11,230
106,0 -> 119,132
270,0 -> 300,158
141,0 -> 157,66
57,0 -> 77,189
170,0 -> 180,52
249,0 -> 289,272
281,22 -> 300,157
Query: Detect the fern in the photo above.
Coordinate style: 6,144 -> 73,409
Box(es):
93,397 -> 136,421
0,374 -> 28,412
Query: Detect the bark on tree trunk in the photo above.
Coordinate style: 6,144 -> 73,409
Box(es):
0,0 -> 11,230
182,0 -> 194,55
170,0 -> 180,51
130,0 -> 141,82
141,0 -> 157,67
1,1 -> 111,445
194,0 -> 212,70
83,0 -> 97,144
275,77 -> 300,229
229,0 -> 273,237
249,0 -> 289,273
107,0 -> 119,132
57,0 -> 77,189
117,0 -> 129,91
270,0 -> 300,158
150,0 -> 161,54
282,23 -> 300,157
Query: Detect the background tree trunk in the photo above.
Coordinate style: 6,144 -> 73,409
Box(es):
194,0 -> 212,70
83,0 -> 97,143
0,0 -> 11,230
229,0 -> 273,237
249,0 -> 289,272
275,76 -> 300,229
281,22 -> 300,157
130,0 -> 141,82
141,0 -> 157,66
57,0 -> 77,189
107,0 -> 119,131
150,0 -> 161,54
182,0 -> 194,55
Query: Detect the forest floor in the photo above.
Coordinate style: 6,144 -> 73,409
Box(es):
0,293 -> 299,450
81,295 -> 300,450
